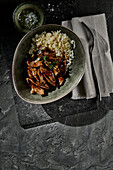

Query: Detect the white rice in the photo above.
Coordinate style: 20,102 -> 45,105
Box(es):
29,30 -> 76,67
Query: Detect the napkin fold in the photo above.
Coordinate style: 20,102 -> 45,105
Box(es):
62,13 -> 113,100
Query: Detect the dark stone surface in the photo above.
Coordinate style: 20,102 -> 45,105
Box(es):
0,0 -> 113,169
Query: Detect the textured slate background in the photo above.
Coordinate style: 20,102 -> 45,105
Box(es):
0,0 -> 113,169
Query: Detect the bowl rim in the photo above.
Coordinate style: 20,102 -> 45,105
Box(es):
12,1 -> 45,33
12,24 -> 86,104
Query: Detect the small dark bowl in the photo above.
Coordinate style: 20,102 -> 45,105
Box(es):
12,24 -> 85,104
13,2 -> 45,33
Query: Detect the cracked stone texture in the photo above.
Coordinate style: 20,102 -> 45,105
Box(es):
0,0 -> 113,169
1,109 -> 113,170
1,0 -> 113,128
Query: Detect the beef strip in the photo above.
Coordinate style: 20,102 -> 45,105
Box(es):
30,84 -> 44,95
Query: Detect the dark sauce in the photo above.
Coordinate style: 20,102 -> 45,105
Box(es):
18,8 -> 40,30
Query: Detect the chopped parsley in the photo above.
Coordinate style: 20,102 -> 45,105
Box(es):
43,56 -> 58,69
43,55 -> 47,61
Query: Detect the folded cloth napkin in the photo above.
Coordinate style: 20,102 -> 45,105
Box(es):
62,13 -> 113,100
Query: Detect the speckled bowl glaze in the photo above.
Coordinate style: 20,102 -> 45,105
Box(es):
12,24 -> 85,104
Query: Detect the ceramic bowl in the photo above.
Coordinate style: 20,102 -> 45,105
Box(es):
13,2 -> 45,33
12,24 -> 85,104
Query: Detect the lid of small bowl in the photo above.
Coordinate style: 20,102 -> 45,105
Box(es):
13,2 -> 45,33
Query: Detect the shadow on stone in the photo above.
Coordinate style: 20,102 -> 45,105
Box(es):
43,92 -> 110,127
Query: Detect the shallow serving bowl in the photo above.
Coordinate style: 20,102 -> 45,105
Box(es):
12,24 -> 85,104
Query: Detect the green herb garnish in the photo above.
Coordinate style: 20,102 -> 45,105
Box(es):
43,56 -> 47,61
49,64 -> 54,69
49,61 -> 58,69
52,61 -> 58,64
43,56 -> 58,69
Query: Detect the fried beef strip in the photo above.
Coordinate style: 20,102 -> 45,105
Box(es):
27,69 -> 33,79
58,77 -> 64,86
27,60 -> 43,68
53,65 -> 60,76
26,47 -> 68,95
37,69 -> 50,90
31,68 -> 39,82
26,76 -> 49,91
30,84 -> 44,95
40,66 -> 56,86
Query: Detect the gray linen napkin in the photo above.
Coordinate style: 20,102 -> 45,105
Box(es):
62,13 -> 113,100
